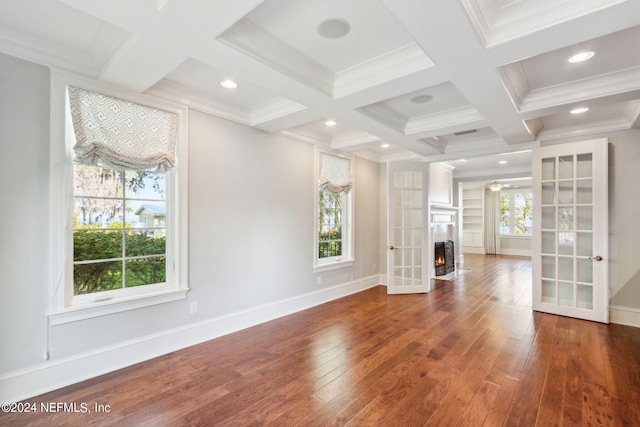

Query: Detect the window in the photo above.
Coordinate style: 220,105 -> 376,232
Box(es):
315,148 -> 354,271
72,167 -> 167,295
50,73 -> 188,324
500,189 -> 532,235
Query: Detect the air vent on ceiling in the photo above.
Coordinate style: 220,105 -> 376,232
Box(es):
453,129 -> 477,136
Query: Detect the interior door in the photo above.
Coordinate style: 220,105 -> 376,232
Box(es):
387,161 -> 430,294
532,138 -> 609,323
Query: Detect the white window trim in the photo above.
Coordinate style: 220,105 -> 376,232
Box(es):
49,71 -> 189,325
500,187 -> 532,237
313,147 -> 355,273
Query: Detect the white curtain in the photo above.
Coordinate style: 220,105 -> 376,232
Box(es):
319,152 -> 352,194
68,86 -> 178,173
484,189 -> 501,255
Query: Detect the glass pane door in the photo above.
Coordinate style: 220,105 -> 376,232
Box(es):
387,162 -> 429,294
533,139 -> 608,323
540,154 -> 594,309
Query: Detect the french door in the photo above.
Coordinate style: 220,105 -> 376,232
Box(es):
387,161 -> 430,294
532,139 -> 609,323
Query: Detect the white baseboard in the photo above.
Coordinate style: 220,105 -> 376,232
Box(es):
610,305 -> 640,328
500,249 -> 532,257
0,275 -> 384,403
462,247 -> 485,254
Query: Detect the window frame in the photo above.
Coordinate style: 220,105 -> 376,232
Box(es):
500,187 -> 533,237
313,147 -> 355,272
49,71 -> 189,325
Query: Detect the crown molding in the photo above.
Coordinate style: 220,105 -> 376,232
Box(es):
422,135 -> 509,163
498,62 -> 530,111
461,0 -> 627,47
519,67 -> 640,112
277,129 -> 332,147
333,43 -> 434,99
146,79 -> 251,125
250,97 -> 307,126
0,31 -> 98,77
356,102 -> 407,134
405,106 -> 485,135
419,137 -> 448,154
537,113 -> 638,141
331,131 -> 381,150
217,18 -> 333,96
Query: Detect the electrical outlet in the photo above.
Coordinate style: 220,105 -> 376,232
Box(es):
372,262 -> 377,271
317,276 -> 322,285
190,301 -> 198,314
43,351 -> 50,361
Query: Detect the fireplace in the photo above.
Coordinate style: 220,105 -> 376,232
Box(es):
434,240 -> 455,276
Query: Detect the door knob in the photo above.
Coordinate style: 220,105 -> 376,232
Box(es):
389,245 -> 399,251
589,255 -> 603,261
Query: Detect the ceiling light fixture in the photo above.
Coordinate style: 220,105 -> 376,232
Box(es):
499,160 -> 507,164
380,143 -> 390,148
568,51 -> 595,63
325,120 -> 337,126
570,107 -> 589,114
318,18 -> 351,39
220,80 -> 238,89
489,182 -> 502,192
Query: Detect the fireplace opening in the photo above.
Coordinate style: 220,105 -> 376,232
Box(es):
434,240 -> 455,276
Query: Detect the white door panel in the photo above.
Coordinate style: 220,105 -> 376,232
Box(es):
387,161 -> 430,294
532,139 -> 608,323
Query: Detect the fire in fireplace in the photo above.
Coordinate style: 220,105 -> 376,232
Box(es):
434,240 -> 455,276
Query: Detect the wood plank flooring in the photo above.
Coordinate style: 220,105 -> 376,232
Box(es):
3,254 -> 640,426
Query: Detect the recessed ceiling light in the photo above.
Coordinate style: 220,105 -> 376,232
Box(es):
318,18 -> 351,39
499,160 -> 507,164
568,51 -> 595,63
325,120 -> 337,126
220,80 -> 238,89
380,143 -> 390,148
410,95 -> 433,104
570,107 -> 589,114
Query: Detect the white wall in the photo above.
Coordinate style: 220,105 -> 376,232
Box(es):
0,53 -> 50,376
500,236 -> 532,256
0,54 -> 382,402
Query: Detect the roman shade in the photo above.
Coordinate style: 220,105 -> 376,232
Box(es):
68,86 -> 178,173
319,152 -> 352,194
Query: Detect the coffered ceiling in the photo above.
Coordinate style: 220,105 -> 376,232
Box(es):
1,0 -> 639,163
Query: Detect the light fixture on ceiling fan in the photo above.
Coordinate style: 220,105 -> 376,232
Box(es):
489,182 -> 502,192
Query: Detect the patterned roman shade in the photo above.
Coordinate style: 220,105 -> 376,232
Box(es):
68,86 -> 178,173
319,152 -> 352,194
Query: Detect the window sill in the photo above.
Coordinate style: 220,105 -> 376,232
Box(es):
500,234 -> 532,239
48,287 -> 189,326
314,259 -> 354,273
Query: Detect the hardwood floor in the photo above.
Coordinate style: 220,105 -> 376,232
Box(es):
4,254 -> 640,426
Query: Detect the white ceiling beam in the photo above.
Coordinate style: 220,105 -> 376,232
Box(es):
58,0 -> 265,92
382,0 -> 534,145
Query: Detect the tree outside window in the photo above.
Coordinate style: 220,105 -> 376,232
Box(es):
318,190 -> 343,258
73,165 -> 167,295
500,189 -> 532,235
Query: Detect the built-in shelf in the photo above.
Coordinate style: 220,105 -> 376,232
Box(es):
462,187 -> 484,252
